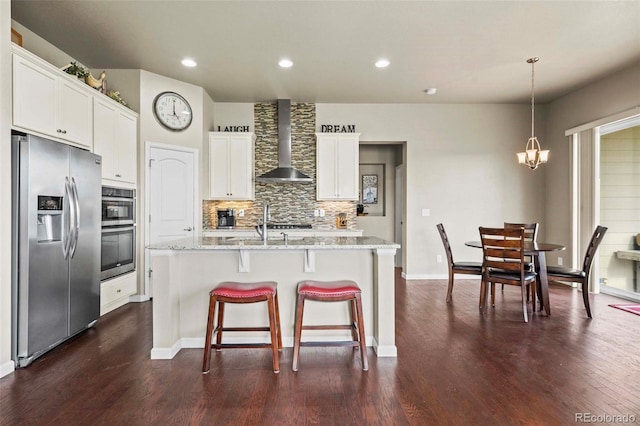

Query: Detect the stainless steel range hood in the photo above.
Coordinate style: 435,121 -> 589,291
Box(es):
256,99 -> 312,183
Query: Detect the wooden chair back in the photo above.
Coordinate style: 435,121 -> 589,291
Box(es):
581,226 -> 608,275
504,222 -> 538,243
479,227 -> 536,322
436,223 -> 455,267
479,227 -> 527,274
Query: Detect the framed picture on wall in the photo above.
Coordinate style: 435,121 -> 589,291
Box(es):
362,174 -> 378,204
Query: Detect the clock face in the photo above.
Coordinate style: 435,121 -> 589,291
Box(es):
153,91 -> 193,131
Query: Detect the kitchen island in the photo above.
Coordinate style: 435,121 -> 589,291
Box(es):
147,235 -> 400,360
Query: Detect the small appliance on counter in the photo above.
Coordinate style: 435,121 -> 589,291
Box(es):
217,208 -> 236,229
336,213 -> 348,229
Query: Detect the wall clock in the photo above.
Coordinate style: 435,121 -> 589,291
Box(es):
153,91 -> 193,131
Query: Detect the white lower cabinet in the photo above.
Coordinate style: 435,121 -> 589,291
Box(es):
100,272 -> 137,316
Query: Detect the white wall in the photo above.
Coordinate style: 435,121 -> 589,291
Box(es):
137,70 -> 213,293
1,1 -> 15,378
544,62 -> 640,267
212,103 -> 254,131
317,103 -> 546,278
10,20 -> 75,69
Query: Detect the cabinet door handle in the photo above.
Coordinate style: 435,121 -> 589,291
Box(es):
115,174 -> 122,178
183,227 -> 193,232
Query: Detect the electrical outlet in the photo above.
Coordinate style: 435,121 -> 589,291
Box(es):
436,255 -> 442,263
557,257 -> 563,266
422,208 -> 430,217
238,209 -> 245,217
319,209 -> 325,217
314,209 -> 319,217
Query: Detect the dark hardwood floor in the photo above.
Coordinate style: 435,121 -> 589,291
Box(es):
2,270 -> 640,425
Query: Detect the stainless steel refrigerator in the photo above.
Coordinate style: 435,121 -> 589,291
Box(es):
11,133 -> 102,367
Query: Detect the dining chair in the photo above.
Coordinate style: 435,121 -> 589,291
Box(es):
437,223 -> 483,303
499,222 -> 539,303
479,227 -> 537,322
546,225 -> 608,318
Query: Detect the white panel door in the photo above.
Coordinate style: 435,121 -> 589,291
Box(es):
149,147 -> 196,244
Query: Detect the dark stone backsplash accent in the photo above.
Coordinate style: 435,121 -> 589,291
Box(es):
204,102 -> 357,230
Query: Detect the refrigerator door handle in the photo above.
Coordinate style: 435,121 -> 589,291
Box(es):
62,177 -> 74,260
69,177 -> 81,258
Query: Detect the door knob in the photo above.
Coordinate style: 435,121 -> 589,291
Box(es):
183,227 -> 193,231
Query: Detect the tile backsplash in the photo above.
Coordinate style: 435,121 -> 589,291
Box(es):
204,102 -> 357,230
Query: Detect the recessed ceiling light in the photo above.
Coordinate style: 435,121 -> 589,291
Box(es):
181,58 -> 197,67
375,59 -> 390,68
424,88 -> 437,95
279,58 -> 293,68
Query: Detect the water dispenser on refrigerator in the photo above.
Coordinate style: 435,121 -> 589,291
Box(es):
37,196 -> 63,243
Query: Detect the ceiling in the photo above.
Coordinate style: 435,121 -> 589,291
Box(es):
11,0 -> 640,104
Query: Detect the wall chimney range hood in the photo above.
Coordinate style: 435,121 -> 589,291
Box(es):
256,99 -> 312,183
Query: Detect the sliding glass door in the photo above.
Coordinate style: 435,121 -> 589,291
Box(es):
598,117 -> 640,301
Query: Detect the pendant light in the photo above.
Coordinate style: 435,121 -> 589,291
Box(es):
517,57 -> 549,170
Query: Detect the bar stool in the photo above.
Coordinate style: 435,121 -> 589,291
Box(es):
202,281 -> 282,374
292,280 -> 368,371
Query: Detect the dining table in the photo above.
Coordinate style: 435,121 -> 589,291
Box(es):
465,240 -> 566,316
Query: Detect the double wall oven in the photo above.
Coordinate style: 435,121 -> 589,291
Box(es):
101,186 -> 136,281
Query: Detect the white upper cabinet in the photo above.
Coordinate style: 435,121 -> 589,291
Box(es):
209,132 -> 255,200
12,46 -> 93,149
93,98 -> 138,184
316,133 -> 360,200
57,79 -> 93,146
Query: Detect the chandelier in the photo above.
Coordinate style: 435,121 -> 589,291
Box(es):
517,57 -> 549,170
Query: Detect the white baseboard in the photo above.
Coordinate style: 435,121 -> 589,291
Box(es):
372,338 -> 397,357
402,273 -> 481,280
129,294 -> 151,303
150,340 -> 181,359
600,286 -> 640,302
0,360 -> 15,378
151,334 -> 376,359
403,273 -> 448,280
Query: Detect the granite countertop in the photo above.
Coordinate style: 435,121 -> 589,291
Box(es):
202,227 -> 363,232
148,235 -> 399,251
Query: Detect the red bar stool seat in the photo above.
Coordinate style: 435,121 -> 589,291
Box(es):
202,281 -> 282,374
292,280 -> 368,371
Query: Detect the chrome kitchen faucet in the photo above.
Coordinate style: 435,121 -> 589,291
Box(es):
255,202 -> 270,242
